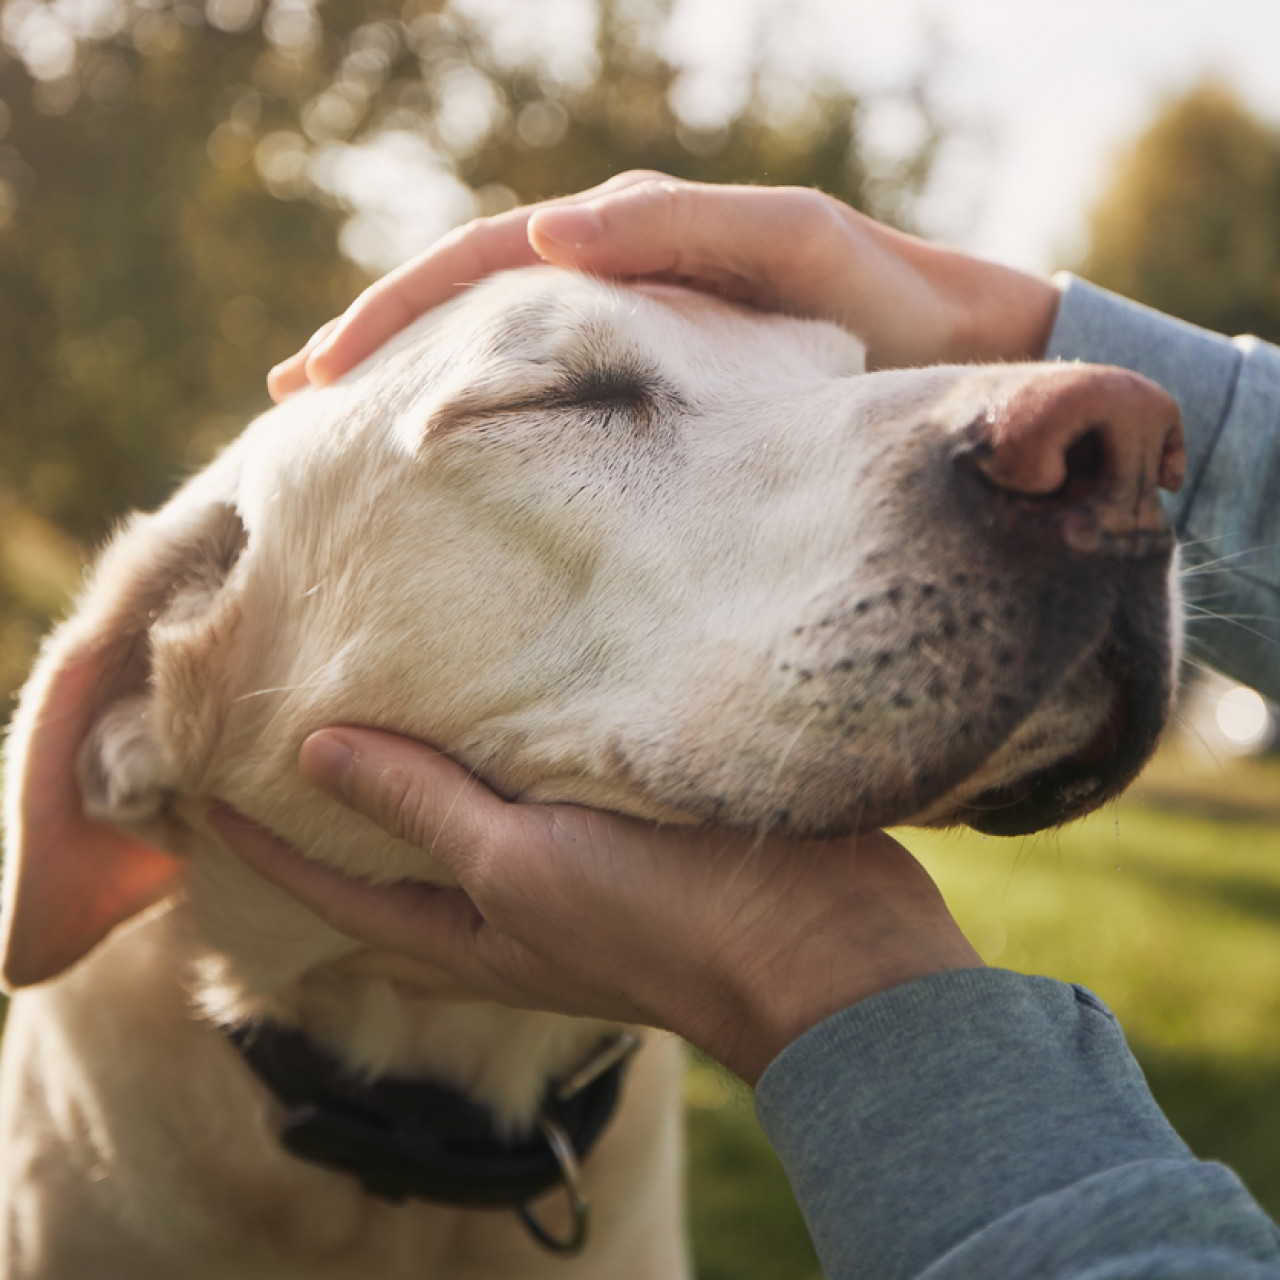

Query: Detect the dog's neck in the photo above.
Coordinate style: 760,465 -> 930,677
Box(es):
166,845 -> 616,1130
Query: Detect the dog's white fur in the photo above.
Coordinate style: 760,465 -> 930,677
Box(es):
0,268 -> 1178,1277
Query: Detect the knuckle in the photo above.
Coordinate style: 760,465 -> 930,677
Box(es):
461,820 -> 512,898
613,173 -> 691,217
370,762 -> 437,846
758,188 -> 849,280
773,185 -> 842,238
455,210 -> 501,240
607,167 -> 670,189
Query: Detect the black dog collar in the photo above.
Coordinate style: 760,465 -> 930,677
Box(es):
225,1021 -> 639,1255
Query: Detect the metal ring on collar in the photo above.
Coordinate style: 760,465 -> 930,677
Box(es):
517,1116 -> 589,1256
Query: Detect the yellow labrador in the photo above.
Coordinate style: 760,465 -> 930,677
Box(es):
0,268 -> 1183,1278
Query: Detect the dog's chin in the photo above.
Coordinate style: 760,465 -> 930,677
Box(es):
932,657 -> 1170,837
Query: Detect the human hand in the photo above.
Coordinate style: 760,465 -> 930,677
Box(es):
210,727 -> 984,1085
267,171 -> 644,399
268,172 -> 1062,400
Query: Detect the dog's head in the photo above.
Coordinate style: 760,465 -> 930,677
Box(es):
2,267 -> 1183,992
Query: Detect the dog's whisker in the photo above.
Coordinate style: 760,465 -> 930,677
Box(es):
1183,603 -> 1279,622
1181,607 -> 1280,648
231,684 -> 312,703
1168,703 -> 1230,768
1178,537 -> 1278,572
751,706 -> 823,844
425,751 -> 504,865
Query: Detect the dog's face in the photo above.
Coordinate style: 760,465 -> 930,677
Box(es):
2,267 -> 1182,994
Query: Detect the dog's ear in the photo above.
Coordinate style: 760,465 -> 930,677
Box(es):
1,500 -> 248,989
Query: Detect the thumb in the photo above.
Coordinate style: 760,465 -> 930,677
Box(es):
297,728 -> 506,866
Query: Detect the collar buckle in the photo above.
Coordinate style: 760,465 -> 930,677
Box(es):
517,1116 -> 589,1255
226,1022 -> 641,1257
515,1032 -> 642,1256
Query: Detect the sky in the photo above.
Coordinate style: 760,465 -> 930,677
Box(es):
662,0 -> 1280,272
338,0 -> 1280,277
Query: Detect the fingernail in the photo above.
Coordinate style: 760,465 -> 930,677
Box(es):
299,732 -> 356,796
531,205 -> 602,248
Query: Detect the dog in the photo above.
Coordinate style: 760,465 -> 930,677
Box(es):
0,266 -> 1184,1277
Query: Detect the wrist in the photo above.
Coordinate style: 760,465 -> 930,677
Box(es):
688,926 -> 986,1086
946,258 -> 1061,364
838,212 -> 1060,369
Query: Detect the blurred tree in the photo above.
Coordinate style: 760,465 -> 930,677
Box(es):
1075,81 -> 1280,343
0,0 -> 941,538
0,0 -> 945,705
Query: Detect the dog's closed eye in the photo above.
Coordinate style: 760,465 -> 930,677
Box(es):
528,360 -> 688,430
426,360 -> 684,440
552,365 -> 660,415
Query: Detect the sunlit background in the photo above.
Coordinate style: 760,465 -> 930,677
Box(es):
1,1 -> 1278,1275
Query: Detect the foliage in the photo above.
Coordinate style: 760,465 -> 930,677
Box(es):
0,0 -> 934,538
685,1055 -> 820,1280
1075,81 -> 1280,343
0,0 -> 943,713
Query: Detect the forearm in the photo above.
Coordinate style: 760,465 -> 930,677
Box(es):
1046,276 -> 1280,701
755,970 -> 1280,1280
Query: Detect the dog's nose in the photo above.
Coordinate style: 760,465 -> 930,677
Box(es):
966,366 -> 1185,552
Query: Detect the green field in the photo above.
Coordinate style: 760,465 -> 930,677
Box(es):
684,746 -> 1280,1279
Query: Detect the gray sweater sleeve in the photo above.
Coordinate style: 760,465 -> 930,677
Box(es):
1046,275 -> 1280,702
754,970 -> 1280,1280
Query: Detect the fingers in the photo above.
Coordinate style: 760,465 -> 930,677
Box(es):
264,171 -> 718,400
207,800 -> 484,960
267,319 -> 338,402
265,170 -> 1047,402
302,172 -> 668,384
297,727 -> 512,875
300,208 -> 543,388
528,178 -> 841,309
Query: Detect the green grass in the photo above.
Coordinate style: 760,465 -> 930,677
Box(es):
683,749 -> 1280,1277
685,1054 -> 822,1279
